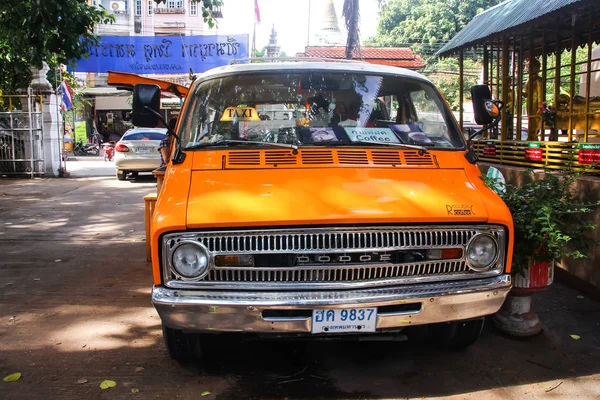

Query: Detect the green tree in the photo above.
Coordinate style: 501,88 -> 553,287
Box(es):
367,0 -> 503,56
180,0 -> 223,29
424,58 -> 481,111
254,47 -> 267,58
0,0 -> 114,93
0,0 -> 223,93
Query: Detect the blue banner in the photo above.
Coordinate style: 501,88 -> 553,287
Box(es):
73,34 -> 249,74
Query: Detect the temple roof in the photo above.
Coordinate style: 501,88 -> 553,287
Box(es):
297,46 -> 426,70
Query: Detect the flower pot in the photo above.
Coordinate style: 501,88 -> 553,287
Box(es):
512,259 -> 554,294
493,260 -> 554,337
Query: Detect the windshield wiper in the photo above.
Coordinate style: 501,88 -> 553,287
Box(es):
354,140 -> 430,155
187,140 -> 299,153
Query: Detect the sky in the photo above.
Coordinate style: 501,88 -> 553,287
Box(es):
211,0 -> 381,56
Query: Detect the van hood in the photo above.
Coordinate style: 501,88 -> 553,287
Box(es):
186,168 -> 489,228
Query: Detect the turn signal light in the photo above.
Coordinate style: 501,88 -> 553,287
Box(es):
214,255 -> 254,267
115,143 -> 130,152
428,248 -> 463,260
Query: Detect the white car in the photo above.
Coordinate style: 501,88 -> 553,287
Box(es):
114,127 -> 167,180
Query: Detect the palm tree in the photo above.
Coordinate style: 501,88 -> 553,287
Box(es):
342,0 -> 360,59
343,1 -> 383,59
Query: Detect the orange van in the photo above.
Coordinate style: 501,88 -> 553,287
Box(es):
129,60 -> 513,362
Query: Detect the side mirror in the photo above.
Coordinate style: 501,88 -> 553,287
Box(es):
471,85 -> 496,125
132,84 -> 161,127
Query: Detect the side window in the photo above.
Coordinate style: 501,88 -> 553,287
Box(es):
410,89 -> 451,141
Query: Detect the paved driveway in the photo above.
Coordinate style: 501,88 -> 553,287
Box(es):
0,169 -> 599,399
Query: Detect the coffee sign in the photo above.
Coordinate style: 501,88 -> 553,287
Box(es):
345,128 -> 400,144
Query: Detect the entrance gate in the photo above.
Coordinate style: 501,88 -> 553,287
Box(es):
0,93 -> 44,177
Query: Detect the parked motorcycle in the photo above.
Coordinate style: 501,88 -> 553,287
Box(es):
73,140 -> 100,156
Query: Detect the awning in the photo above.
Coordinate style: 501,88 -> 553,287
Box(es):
81,87 -> 130,96
437,0 -> 590,57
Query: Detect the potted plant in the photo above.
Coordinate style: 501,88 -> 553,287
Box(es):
485,166 -> 598,336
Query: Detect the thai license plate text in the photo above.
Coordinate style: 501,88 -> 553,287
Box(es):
312,307 -> 377,334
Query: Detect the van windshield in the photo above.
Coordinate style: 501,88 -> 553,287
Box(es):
179,72 -> 465,150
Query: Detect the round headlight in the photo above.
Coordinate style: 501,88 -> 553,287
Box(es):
171,242 -> 210,279
466,234 -> 498,271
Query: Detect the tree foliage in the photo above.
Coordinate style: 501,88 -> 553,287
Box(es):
0,0 -> 114,92
425,58 -> 481,111
157,0 -> 223,29
0,0 -> 224,93
368,0 -> 503,55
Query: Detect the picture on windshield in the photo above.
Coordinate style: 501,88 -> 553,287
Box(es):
179,72 -> 465,150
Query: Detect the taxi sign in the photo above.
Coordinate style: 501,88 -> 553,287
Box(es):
220,107 -> 260,121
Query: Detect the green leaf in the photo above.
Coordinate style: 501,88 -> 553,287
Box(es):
570,334 -> 581,340
99,380 -> 117,389
201,391 -> 211,396
3,373 -> 21,382
131,388 -> 140,393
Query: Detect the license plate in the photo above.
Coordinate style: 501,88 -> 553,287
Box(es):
312,307 -> 377,334
136,147 -> 153,154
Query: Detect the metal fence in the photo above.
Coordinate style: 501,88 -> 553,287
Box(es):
472,139 -> 600,174
0,93 -> 44,177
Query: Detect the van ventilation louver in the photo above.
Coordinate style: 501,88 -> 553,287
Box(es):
225,150 -> 435,168
338,150 -> 369,164
228,151 -> 261,165
301,150 -> 335,164
371,151 -> 403,165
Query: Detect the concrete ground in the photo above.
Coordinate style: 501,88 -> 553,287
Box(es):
0,159 -> 599,400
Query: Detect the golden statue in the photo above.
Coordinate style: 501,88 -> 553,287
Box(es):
505,76 -> 515,140
523,58 -> 543,140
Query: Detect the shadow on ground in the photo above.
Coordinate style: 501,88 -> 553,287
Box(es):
0,176 -> 599,399
1,239 -> 598,400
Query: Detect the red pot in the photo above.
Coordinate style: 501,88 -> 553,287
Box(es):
512,259 -> 554,295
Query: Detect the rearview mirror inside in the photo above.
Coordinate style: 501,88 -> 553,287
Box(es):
132,84 -> 161,128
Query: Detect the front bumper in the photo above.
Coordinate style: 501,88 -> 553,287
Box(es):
153,274 -> 511,334
114,156 -> 161,172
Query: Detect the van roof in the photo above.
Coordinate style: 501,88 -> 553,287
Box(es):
197,61 -> 431,84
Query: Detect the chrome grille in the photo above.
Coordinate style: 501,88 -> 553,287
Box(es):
163,226 -> 506,290
206,260 -> 470,282
191,230 -> 477,253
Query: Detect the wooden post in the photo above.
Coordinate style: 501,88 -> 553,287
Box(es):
496,39 -> 501,101
501,36 -> 509,141
541,29 -> 547,141
483,44 -> 489,86
528,29 -> 537,141
554,19 -> 561,135
516,36 -> 524,140
152,169 -> 166,195
584,16 -> 593,143
459,49 -> 464,130
510,37 -> 517,141
568,19 -> 577,142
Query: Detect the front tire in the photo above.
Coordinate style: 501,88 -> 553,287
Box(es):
162,325 -> 203,364
429,317 -> 485,349
116,170 -> 127,181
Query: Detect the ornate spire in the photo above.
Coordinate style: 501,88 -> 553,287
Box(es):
265,24 -> 281,58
